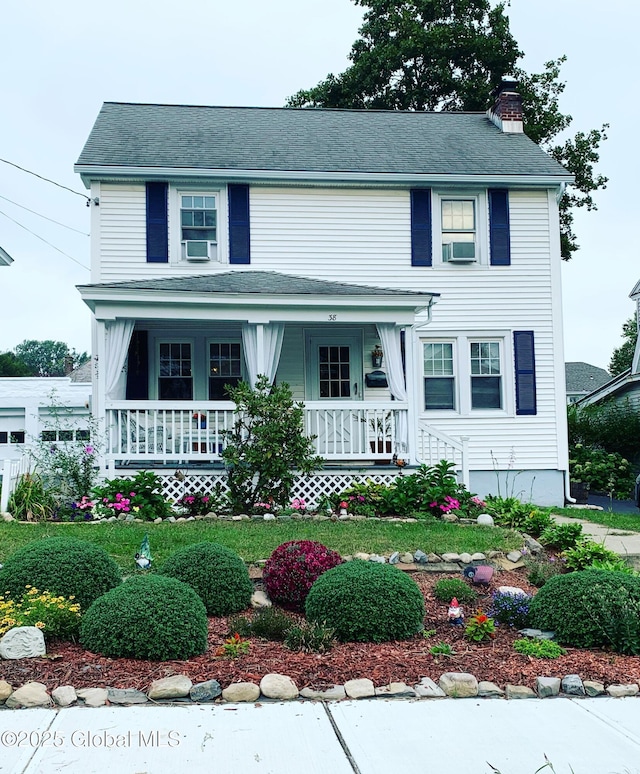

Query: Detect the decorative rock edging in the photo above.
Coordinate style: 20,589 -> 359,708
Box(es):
2,671 -> 638,709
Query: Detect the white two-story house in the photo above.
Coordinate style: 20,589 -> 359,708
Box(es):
74,81 -> 572,506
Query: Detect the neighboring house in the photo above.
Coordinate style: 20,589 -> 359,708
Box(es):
0,246 -> 14,266
74,80 -> 572,506
0,367 -> 92,463
575,281 -> 640,410
565,362 -> 611,404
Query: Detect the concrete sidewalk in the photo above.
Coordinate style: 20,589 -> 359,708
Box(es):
552,512 -> 640,559
1,698 -> 640,774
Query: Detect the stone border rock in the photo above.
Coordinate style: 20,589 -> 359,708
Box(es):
2,671 -> 638,709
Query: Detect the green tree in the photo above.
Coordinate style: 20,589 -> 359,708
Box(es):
609,312 -> 638,377
0,351 -> 34,376
13,340 -> 89,377
222,376 -> 324,514
287,0 -> 607,259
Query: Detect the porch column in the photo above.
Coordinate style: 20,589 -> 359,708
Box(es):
95,319 -> 108,474
404,325 -> 421,466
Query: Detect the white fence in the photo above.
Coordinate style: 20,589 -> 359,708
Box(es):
0,455 -> 31,512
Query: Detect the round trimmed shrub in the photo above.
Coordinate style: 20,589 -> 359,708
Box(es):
528,570 -> 640,654
433,578 -> 478,606
160,542 -> 252,616
262,540 -> 343,611
80,575 -> 208,660
305,560 -> 425,642
0,537 -> 121,611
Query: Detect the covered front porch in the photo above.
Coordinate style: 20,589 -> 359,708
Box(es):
79,271 -> 467,481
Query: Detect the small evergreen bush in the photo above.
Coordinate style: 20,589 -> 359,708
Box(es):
0,537 -> 121,611
513,638 -> 566,659
284,620 -> 336,653
528,570 -> 640,654
227,607 -> 294,641
160,542 -> 252,616
262,540 -> 343,611
489,590 -> 532,628
305,560 -> 425,643
80,575 -> 208,660
432,578 -> 478,606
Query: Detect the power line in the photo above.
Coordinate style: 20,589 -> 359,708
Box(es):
0,209 -> 89,271
0,194 -> 89,236
0,158 -> 90,203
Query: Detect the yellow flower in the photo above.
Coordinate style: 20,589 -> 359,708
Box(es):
34,621 -> 45,629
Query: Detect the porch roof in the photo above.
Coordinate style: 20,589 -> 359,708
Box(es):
78,271 -> 436,297
78,271 -> 437,323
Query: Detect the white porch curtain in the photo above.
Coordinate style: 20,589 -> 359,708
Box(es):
104,319 -> 135,400
376,323 -> 408,453
242,323 -> 285,387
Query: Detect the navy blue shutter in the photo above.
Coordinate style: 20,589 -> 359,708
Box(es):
125,330 -> 149,400
410,189 -> 432,266
228,184 -> 250,264
514,330 -> 537,415
145,182 -> 168,263
489,189 -> 511,266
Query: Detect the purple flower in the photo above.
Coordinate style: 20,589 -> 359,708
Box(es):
84,445 -> 94,455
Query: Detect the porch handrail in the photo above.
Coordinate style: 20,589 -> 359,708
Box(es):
417,420 -> 469,487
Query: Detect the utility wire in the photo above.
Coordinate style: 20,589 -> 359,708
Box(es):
0,194 -> 89,236
0,158 -> 90,203
0,208 -> 89,271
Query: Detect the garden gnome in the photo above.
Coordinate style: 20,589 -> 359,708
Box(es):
135,534 -> 152,569
448,597 -> 464,626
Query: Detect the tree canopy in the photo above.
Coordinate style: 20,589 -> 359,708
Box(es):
0,352 -> 34,377
287,0 -> 607,259
13,340 -> 89,378
609,312 -> 638,377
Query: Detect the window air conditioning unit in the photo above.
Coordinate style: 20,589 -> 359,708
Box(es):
182,241 -> 218,262
443,241 -> 476,263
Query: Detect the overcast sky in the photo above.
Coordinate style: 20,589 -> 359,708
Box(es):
0,0 -> 637,371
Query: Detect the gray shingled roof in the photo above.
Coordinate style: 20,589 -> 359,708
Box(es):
630,279 -> 640,297
565,362 -> 611,393
76,103 -> 569,178
78,270 -> 436,297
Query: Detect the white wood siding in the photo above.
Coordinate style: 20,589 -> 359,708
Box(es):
94,182 -> 562,472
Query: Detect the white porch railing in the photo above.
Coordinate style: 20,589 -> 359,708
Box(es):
105,403 -> 468,482
105,401 -> 407,466
417,420 -> 469,487
1,455 -> 31,512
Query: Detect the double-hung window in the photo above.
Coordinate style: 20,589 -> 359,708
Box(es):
181,194 -> 217,261
209,342 -> 242,400
470,341 -> 502,409
158,342 -> 193,400
423,342 -> 455,410
441,199 -> 476,263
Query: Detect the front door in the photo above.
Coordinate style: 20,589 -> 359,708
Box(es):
306,332 -> 362,401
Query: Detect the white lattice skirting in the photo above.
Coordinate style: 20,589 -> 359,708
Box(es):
152,469 -> 402,507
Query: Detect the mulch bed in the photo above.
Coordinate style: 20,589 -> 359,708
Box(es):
2,569 -> 640,693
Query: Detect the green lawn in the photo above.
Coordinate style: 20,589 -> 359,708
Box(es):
549,506 -> 640,533
0,519 -> 522,572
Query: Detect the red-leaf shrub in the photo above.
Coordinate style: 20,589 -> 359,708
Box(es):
262,540 -> 343,611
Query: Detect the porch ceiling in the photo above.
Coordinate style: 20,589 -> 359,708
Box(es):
78,271 -> 438,324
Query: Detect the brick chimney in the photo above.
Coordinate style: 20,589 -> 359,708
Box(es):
487,78 -> 524,133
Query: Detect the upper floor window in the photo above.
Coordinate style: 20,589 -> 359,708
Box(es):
441,199 -> 476,263
181,194 -> 218,262
470,341 -> 502,409
158,342 -> 193,400
424,342 -> 455,410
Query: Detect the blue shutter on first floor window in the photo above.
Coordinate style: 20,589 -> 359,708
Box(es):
146,182 -> 169,263
489,189 -> 511,266
514,330 -> 537,415
228,184 -> 250,264
410,189 -> 432,266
